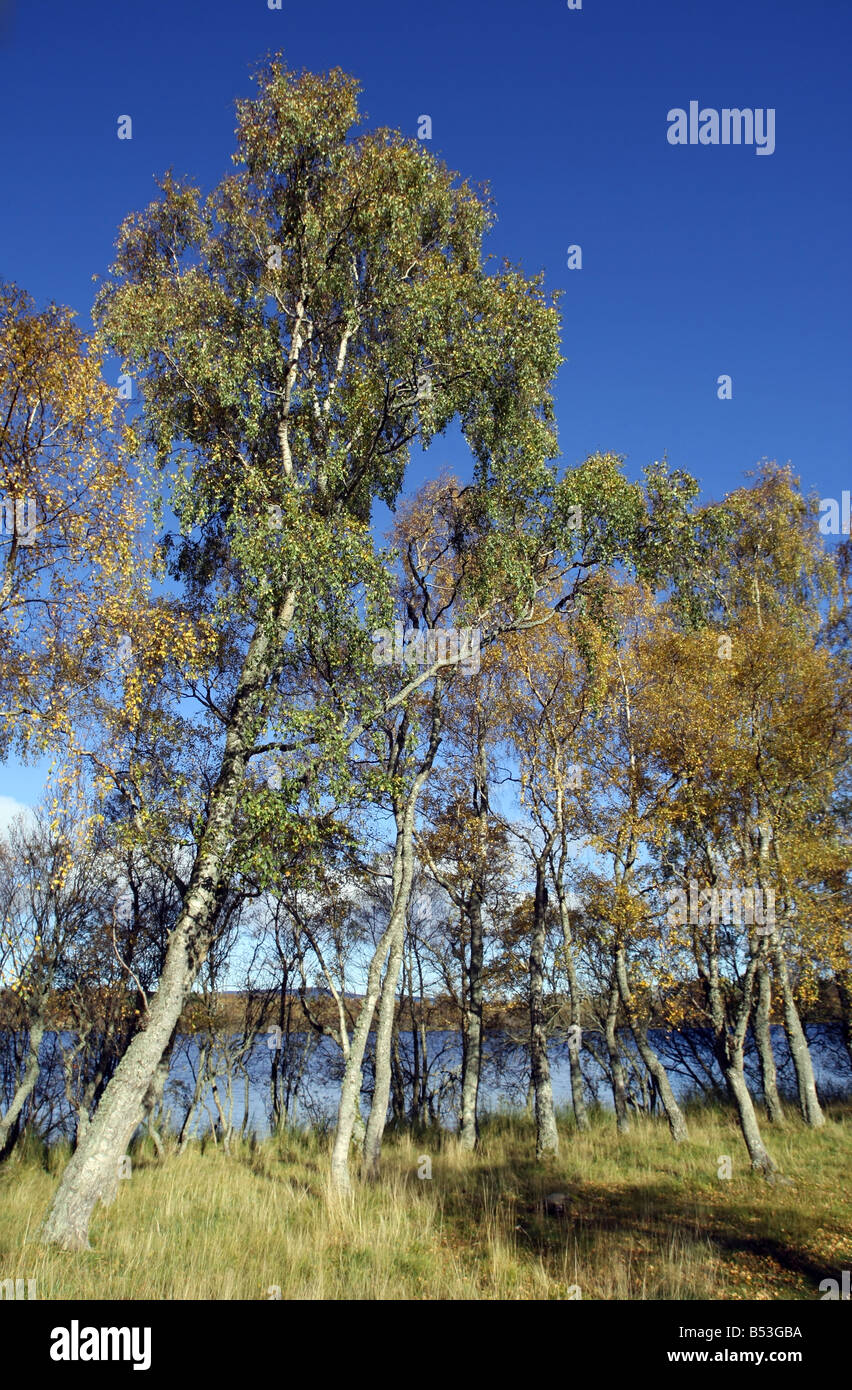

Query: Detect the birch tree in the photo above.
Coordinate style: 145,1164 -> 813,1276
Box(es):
41,58 -> 562,1247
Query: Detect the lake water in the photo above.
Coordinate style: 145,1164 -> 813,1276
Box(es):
3,1023 -> 849,1144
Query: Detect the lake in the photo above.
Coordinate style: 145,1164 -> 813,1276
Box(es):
3,1022 -> 849,1144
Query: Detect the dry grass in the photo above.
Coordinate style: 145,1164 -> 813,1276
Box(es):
1,1102 -> 850,1300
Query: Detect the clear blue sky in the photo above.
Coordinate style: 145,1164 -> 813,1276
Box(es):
1,0 -> 850,810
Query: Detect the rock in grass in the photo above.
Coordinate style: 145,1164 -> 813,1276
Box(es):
544,1192 -> 571,1216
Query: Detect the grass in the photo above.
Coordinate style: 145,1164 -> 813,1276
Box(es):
1,1102 -> 850,1300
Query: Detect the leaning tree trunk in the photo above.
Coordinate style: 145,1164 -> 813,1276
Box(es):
723,973 -> 776,1176
41,597 -> 295,1250
42,912 -> 218,1248
724,1053 -> 777,1176
753,958 -> 784,1125
604,977 -> 630,1134
705,935 -> 777,1177
614,946 -> 688,1142
0,1016 -> 45,1159
529,862 -> 559,1159
771,936 -> 824,1127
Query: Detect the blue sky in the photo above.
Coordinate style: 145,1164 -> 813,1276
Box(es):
1,0 -> 850,812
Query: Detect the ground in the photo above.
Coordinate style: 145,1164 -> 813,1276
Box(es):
1,1103 -> 850,1300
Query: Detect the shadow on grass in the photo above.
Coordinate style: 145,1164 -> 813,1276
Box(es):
410,1137 -> 840,1296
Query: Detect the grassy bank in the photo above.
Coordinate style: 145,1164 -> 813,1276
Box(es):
1,1103 -> 850,1300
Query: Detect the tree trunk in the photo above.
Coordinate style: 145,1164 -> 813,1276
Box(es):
390,1022 -> 405,1126
703,927 -> 777,1176
330,911 -> 397,1193
0,1017 -> 45,1159
42,917 -> 210,1248
604,977 -> 630,1134
614,946 -> 687,1142
771,937 -> 824,1127
210,1074 -> 231,1154
725,1055 -> 777,1175
359,700 -> 444,1180
270,971 -> 289,1131
836,969 -> 852,1071
178,1039 -> 210,1151
458,719 -> 489,1151
529,863 -> 559,1159
41,596 -> 296,1250
562,926 -> 589,1132
362,914 -> 406,1178
142,1031 -> 174,1158
407,943 -> 426,1125
565,1004 -> 588,1130
753,959 -> 784,1124
332,765 -> 431,1191
458,892 -> 484,1151
551,774 -> 589,1132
